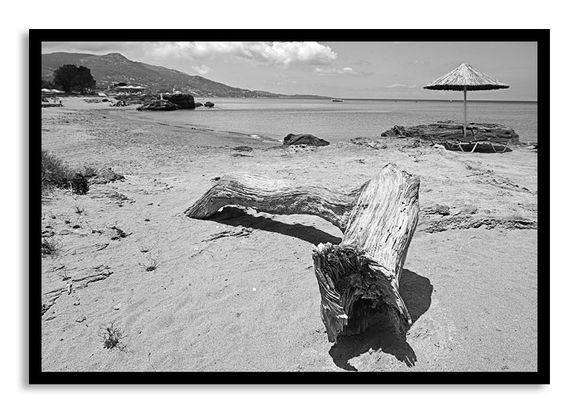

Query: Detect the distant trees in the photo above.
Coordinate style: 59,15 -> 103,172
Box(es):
52,65 -> 96,93
41,78 -> 55,89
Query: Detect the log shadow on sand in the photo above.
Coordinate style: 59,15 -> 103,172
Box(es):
207,206 -> 342,245
329,269 -> 433,371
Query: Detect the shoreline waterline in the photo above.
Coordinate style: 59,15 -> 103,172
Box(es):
129,97 -> 539,144
47,96 -> 538,146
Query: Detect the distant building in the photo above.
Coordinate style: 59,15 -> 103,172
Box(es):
112,85 -> 145,94
41,88 -> 65,96
116,85 -> 145,92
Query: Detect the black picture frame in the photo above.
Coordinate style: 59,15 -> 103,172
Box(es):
29,29 -> 549,384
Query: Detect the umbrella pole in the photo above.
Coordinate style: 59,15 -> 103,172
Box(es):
463,87 -> 467,139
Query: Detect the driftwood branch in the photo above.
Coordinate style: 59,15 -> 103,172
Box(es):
185,164 -> 420,342
185,174 -> 359,232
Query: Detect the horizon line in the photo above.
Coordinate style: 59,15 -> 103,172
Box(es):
279,96 -> 538,103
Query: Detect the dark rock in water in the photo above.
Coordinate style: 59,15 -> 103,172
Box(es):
204,101 -> 215,108
350,137 -> 388,149
137,94 -> 196,111
233,146 -> 253,152
194,102 -> 204,108
165,93 -> 196,109
381,121 -> 519,145
137,100 -> 180,111
283,133 -> 329,147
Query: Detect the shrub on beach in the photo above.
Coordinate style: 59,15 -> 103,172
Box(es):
42,150 -> 72,189
41,236 -> 60,256
41,150 -> 89,195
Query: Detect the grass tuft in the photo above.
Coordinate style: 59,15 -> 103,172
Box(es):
41,151 -> 89,195
42,150 -> 73,192
100,322 -> 126,350
41,236 -> 61,256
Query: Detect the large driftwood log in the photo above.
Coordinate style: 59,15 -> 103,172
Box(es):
185,174 -> 360,231
185,164 -> 420,342
313,166 -> 419,341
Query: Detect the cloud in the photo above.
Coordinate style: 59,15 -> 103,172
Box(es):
315,66 -> 370,76
191,64 -> 212,75
385,83 -> 417,89
42,41 -> 338,67
151,42 -> 337,66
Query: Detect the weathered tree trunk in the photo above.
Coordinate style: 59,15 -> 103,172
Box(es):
313,166 -> 419,341
185,174 -> 360,231
185,164 -> 420,342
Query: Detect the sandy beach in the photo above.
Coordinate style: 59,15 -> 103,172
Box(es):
40,97 -> 538,372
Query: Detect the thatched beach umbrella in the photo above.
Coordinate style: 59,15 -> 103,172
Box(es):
424,63 -> 509,138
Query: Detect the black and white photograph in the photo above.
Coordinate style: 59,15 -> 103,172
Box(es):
29,30 -> 548,383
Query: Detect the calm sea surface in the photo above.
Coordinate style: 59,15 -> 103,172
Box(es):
137,98 -> 538,143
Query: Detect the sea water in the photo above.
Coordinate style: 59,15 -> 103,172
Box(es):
136,98 -> 538,143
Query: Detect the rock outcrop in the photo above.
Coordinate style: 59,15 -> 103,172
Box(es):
165,93 -> 196,109
137,93 -> 197,111
381,121 -> 519,145
283,133 -> 330,147
137,100 -> 180,111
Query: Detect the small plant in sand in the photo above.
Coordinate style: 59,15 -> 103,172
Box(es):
139,252 -> 158,272
74,205 -> 85,215
100,322 -> 126,350
41,236 -> 61,256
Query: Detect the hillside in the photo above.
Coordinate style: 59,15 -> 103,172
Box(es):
42,52 -> 301,98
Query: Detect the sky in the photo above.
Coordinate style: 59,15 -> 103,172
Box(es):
42,41 -> 537,101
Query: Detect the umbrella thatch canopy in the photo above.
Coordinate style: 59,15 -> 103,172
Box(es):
424,63 -> 509,137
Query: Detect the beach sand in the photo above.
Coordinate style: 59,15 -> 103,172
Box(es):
40,97 -> 538,372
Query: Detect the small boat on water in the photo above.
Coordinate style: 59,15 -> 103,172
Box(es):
331,98 -> 343,102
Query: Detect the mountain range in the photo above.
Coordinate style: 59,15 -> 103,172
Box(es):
41,52 -> 327,99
